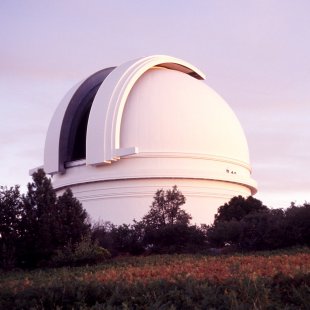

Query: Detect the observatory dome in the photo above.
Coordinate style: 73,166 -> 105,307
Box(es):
41,55 -> 257,224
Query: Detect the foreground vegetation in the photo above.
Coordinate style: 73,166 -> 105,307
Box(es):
1,170 -> 309,307
1,249 -> 309,309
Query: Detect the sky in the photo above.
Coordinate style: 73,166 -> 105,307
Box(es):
0,0 -> 309,213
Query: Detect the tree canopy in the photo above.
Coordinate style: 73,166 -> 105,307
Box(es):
140,185 -> 191,229
214,195 -> 268,223
0,169 -> 91,269
0,185 -> 23,269
207,196 -> 310,250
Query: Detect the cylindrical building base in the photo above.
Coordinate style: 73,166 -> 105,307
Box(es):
55,177 -> 251,225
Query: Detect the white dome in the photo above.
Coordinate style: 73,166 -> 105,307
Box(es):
121,67 -> 250,164
40,55 -> 257,224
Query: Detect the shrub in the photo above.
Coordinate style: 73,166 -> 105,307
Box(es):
239,211 -> 286,250
0,273 -> 309,309
92,222 -> 144,256
143,224 -> 206,254
51,235 -> 110,267
284,203 -> 310,246
206,219 -> 244,248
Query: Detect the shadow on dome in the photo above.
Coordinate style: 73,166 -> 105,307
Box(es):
58,67 -> 115,170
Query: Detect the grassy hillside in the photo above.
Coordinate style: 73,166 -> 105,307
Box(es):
1,248 -> 309,309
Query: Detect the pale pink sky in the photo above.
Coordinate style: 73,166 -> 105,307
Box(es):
0,1 -> 309,218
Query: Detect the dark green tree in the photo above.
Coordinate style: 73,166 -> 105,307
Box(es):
207,196 -> 270,250
214,195 -> 268,224
284,202 -> 310,246
0,186 -> 23,269
206,219 -> 244,248
20,169 -> 90,267
141,185 -> 191,229
137,186 -> 206,253
55,188 -> 90,246
238,210 -> 286,250
20,169 -> 58,266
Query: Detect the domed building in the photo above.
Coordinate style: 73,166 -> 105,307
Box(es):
41,55 -> 257,224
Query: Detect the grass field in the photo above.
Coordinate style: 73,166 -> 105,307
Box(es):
1,248 -> 309,309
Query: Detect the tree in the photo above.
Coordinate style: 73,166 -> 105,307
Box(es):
141,185 -> 191,229
20,169 -> 58,266
214,195 -> 268,224
20,169 -> 90,267
207,195 -> 270,250
55,188 -> 90,246
0,186 -> 23,269
137,186 -> 207,253
284,202 -> 310,246
238,210 -> 286,250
